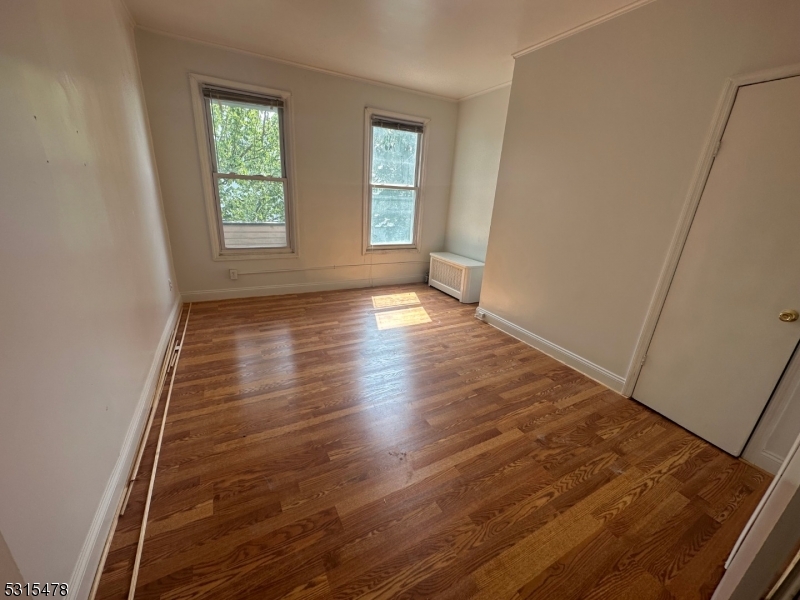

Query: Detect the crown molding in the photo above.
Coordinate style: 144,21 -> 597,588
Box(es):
458,81 -> 512,102
135,26 -> 459,103
513,0 -> 657,60
129,0 -> 656,103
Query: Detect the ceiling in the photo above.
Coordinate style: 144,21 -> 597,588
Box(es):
124,0 -> 647,100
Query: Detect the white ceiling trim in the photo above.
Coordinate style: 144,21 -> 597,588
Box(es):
128,1 -> 657,104
134,25 -> 460,103
512,0 -> 657,59
458,81 -> 513,103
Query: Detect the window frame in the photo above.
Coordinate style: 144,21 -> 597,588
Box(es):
363,107 -> 429,254
190,74 -> 299,261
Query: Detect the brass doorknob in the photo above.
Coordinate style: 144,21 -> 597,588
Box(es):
779,310 -> 799,322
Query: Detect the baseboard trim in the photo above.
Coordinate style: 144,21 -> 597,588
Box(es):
480,309 -> 626,393
68,298 -> 182,600
181,275 -> 426,302
743,449 -> 785,476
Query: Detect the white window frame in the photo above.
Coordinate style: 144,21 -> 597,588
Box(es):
189,74 -> 299,261
363,107 -> 429,254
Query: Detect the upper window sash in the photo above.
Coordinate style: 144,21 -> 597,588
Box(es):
369,115 -> 423,190
203,88 -> 287,181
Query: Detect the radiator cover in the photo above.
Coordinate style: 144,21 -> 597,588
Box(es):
428,252 -> 484,303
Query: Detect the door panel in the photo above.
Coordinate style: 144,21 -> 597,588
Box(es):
633,76 -> 800,455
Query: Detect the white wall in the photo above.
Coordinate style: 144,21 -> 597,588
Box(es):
134,30 -> 458,301
444,86 -> 511,262
0,0 -> 178,594
481,0 -> 800,384
0,532 -> 22,585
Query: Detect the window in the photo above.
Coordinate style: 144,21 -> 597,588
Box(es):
192,76 -> 296,259
364,109 -> 427,251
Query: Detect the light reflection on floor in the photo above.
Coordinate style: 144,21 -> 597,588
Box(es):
374,306 -> 432,330
356,291 -> 428,448
371,292 -> 421,309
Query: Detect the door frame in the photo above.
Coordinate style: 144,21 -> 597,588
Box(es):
621,62 -> 800,398
743,343 -> 800,473
712,427 -> 800,599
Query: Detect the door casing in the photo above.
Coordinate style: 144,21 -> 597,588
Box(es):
621,62 -> 800,398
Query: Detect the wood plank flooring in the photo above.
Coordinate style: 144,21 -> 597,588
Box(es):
94,284 -> 770,600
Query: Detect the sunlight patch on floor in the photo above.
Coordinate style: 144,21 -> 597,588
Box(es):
375,306 -> 431,330
371,292 -> 421,309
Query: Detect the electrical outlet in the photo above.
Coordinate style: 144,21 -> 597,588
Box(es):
229,269 -> 238,280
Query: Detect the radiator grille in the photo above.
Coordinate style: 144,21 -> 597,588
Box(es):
430,258 -> 464,291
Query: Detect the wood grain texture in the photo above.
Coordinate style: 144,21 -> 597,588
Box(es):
94,284 -> 771,600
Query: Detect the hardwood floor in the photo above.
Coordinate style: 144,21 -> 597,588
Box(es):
94,284 -> 770,600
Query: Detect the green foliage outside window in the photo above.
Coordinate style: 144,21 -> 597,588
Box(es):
370,125 -> 420,245
208,103 -> 422,239
371,126 -> 418,186
210,100 -> 286,223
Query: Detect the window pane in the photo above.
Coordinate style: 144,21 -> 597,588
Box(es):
218,177 -> 287,248
371,126 -> 419,186
370,187 -> 415,245
210,99 -> 282,177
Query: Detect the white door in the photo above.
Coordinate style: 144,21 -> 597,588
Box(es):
633,75 -> 800,456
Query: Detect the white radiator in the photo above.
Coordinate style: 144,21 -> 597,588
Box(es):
428,252 -> 484,303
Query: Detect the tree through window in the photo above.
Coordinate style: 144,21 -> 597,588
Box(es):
366,112 -> 425,249
203,86 -> 293,252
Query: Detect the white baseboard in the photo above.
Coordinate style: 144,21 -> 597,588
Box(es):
68,298 -> 182,600
743,448 -> 785,476
181,275 -> 426,302
480,309 -> 626,393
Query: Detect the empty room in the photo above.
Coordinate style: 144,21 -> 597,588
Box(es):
4,0 -> 800,598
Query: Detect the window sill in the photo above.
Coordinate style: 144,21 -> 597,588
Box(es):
213,250 -> 299,262
364,246 -> 420,255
